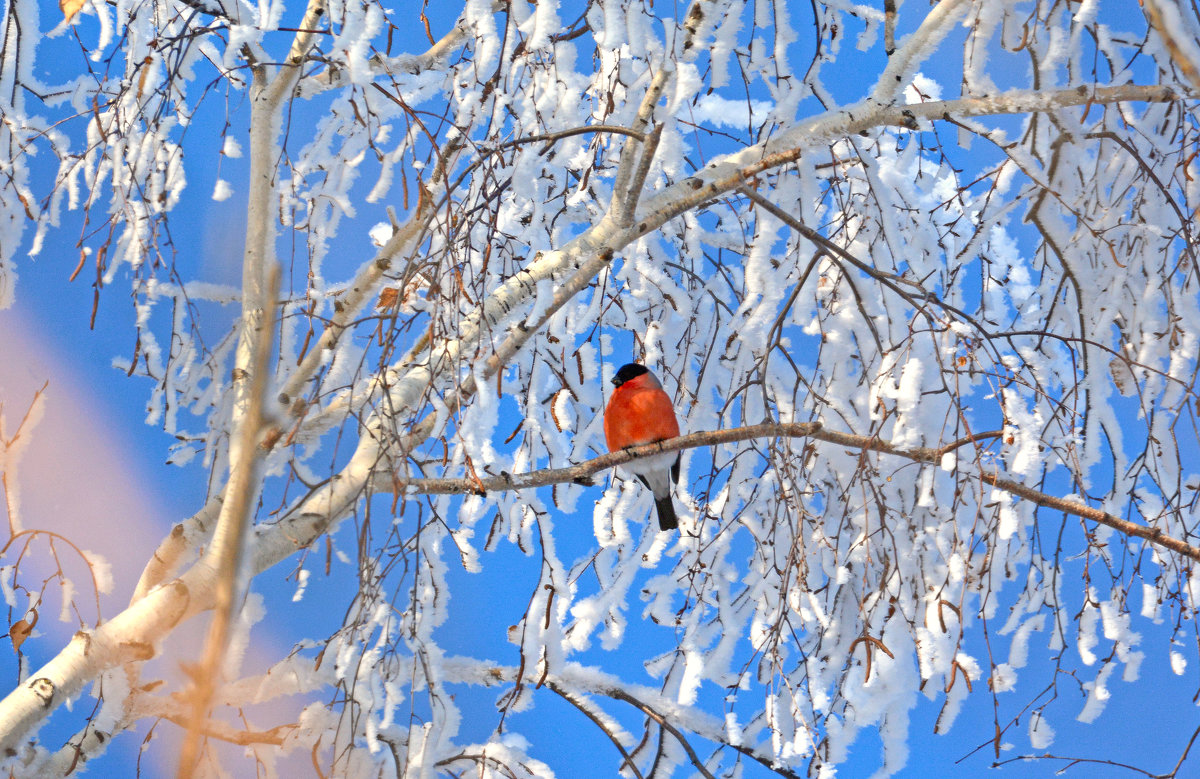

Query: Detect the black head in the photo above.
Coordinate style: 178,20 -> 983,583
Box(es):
611,363 -> 649,387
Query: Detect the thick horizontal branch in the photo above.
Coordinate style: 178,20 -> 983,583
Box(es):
387,423 -> 821,494
893,83 -> 1185,128
387,422 -> 1200,562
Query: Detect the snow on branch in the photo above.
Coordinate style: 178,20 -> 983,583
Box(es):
384,422 -> 1200,562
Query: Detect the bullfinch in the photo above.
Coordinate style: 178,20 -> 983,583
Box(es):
603,363 -> 681,531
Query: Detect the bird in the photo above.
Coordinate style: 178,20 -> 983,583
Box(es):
603,363 -> 682,531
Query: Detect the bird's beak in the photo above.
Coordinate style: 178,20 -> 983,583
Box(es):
610,376 -> 621,387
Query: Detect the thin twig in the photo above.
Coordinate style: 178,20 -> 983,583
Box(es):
603,688 -> 718,779
1166,724 -> 1200,778
546,683 -> 646,779
493,124 -> 647,149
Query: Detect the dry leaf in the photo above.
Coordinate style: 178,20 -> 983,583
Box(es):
377,287 -> 400,310
10,609 -> 37,653
1110,356 -> 1137,397
9,621 -> 30,653
60,0 -> 86,23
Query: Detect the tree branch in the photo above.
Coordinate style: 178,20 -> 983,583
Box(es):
627,85 -> 1188,252
132,495 -> 222,602
147,699 -> 293,747
440,656 -> 794,776
605,686 -> 718,779
178,268 -> 278,779
610,69 -> 672,226
381,422 -> 1200,562
1143,0 -> 1200,92
302,1 -> 504,98
546,685 -> 646,779
493,124 -> 647,149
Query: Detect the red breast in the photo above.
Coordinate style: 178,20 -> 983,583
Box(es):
604,372 -> 680,451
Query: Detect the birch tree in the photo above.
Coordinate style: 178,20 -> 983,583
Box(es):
1,0 -> 1199,775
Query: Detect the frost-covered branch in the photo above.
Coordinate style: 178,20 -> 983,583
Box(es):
870,0 -> 970,104
0,579 -> 190,760
301,0 -> 504,97
546,686 -> 645,779
383,422 -> 1200,561
1144,0 -> 1200,91
132,496 -> 222,602
610,69 -> 672,226
629,84 -> 1187,249
441,657 -> 791,776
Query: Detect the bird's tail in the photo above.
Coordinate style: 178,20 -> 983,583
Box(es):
654,495 -> 678,531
